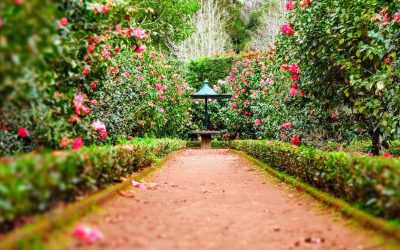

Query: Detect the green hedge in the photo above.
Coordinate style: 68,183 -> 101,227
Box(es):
229,140 -> 400,219
0,139 -> 185,227
187,56 -> 237,88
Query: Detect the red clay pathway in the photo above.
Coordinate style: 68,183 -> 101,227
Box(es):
67,149 -> 388,250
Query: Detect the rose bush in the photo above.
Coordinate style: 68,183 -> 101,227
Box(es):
275,0 -> 400,154
0,0 -> 199,155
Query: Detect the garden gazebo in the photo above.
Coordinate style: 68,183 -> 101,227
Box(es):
191,80 -> 231,149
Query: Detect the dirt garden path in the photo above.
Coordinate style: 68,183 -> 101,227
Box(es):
66,149 -> 387,250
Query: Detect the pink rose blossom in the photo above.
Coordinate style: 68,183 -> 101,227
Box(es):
289,88 -> 297,96
255,119 -> 261,126
281,23 -> 295,35
286,1 -> 295,11
72,138 -> 84,150
134,28 -> 146,39
92,121 -> 106,132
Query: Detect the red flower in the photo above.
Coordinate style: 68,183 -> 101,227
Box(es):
291,135 -> 301,145
115,47 -> 121,53
91,81 -> 97,89
292,83 -> 298,89
383,153 -> 391,158
59,17 -> 68,26
136,45 -> 146,53
72,138 -> 84,150
280,64 -> 289,71
83,68 -> 89,76
299,90 -> 305,95
289,64 -> 300,74
18,127 -> 29,138
101,132 -> 108,140
87,44 -> 95,53
300,0 -> 312,9
291,75 -> 299,81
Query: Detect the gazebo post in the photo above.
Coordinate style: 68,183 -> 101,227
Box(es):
204,97 -> 208,130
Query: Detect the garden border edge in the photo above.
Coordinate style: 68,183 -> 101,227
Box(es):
231,149 -> 400,244
0,149 -> 184,250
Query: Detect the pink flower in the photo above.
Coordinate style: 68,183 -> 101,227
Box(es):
289,64 -> 300,74
132,180 -> 147,190
100,132 -> 108,139
289,88 -> 297,96
281,23 -> 295,35
159,107 -> 165,113
286,1 -> 295,11
73,224 -> 103,244
92,121 -> 106,132
81,105 -> 90,115
255,119 -> 261,126
136,66 -> 142,71
134,28 -> 146,39
89,99 -> 97,105
300,0 -> 312,9
101,6 -> 109,13
136,45 -> 146,53
123,72 -> 130,78
59,17 -> 68,26
18,127 -> 29,138
282,123 -> 293,129
394,13 -> 400,25
138,75 -> 144,81
72,138 -> 84,150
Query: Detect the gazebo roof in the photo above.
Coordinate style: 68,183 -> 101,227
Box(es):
191,80 -> 232,99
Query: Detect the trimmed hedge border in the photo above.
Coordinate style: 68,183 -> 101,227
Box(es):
234,150 -> 400,243
229,140 -> 400,220
0,139 -> 186,228
0,148 -> 182,250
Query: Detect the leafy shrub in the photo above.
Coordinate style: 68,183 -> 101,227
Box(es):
275,0 -> 400,154
230,140 -> 400,219
0,0 -> 199,155
0,138 -> 185,229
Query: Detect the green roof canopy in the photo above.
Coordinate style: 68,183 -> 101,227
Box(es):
191,80 -> 232,99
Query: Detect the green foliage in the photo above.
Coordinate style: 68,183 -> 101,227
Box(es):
0,0 -> 199,155
275,0 -> 400,154
230,140 -> 400,219
0,138 -> 185,228
187,56 -> 238,89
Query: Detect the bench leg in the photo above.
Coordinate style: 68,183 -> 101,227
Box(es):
201,135 -> 212,149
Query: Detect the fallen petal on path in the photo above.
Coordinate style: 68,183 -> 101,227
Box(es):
132,180 -> 147,190
73,224 -> 103,244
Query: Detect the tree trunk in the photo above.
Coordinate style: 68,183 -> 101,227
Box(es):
370,130 -> 383,156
